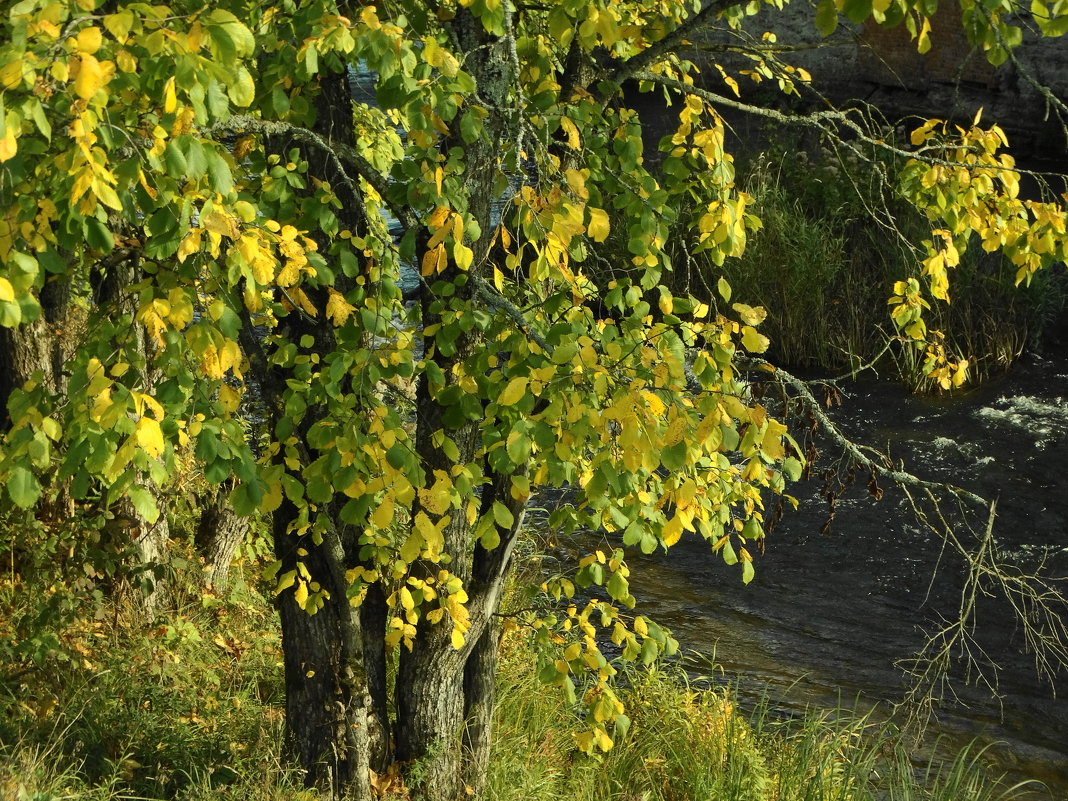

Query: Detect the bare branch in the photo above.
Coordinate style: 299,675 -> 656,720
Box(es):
753,358 -> 990,508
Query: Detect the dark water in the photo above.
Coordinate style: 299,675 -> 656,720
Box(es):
617,355 -> 1068,798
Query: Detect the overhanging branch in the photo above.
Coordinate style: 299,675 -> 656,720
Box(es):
752,358 -> 990,509
205,115 -> 419,231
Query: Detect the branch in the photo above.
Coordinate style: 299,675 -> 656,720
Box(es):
606,0 -> 744,89
463,466 -> 531,655
205,115 -> 418,230
753,358 -> 989,508
896,491 -> 1068,734
468,273 -> 551,353
638,71 -> 1068,181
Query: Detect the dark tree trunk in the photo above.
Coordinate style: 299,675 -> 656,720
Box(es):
195,485 -> 250,589
255,64 -> 392,799
0,277 -> 74,530
360,581 -> 392,772
274,499 -> 375,801
463,468 -> 528,795
393,17 -> 518,801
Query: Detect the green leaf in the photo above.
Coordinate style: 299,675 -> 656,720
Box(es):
205,149 -> 234,194
660,440 -> 687,471
841,0 -> 872,23
228,66 -> 255,107
491,500 -> 514,529
815,0 -> 839,35
606,570 -> 629,602
84,218 -> 114,252
783,457 -> 803,482
7,466 -> 40,509
717,276 -> 732,302
128,485 -> 160,524
506,430 -> 530,464
742,558 -> 755,585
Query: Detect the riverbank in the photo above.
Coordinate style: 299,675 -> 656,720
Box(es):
0,551 -> 1047,801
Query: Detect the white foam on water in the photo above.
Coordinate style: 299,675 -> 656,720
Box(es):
974,395 -> 1068,449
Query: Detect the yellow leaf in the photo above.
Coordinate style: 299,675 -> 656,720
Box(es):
418,475 -> 453,516
104,11 -> 134,43
741,326 -> 769,353
587,207 -> 610,242
0,59 -> 23,90
325,289 -> 355,326
75,26 -> 103,54
414,511 -> 446,560
0,277 -> 15,302
732,303 -> 767,326
662,515 -> 683,546
498,376 -> 528,406
294,580 -> 309,609
450,628 -> 465,649
116,50 -> 137,73
421,243 -> 442,276
202,209 -> 239,239
0,130 -> 15,163
136,416 -> 165,459
219,383 -> 241,413
74,53 -> 111,100
559,116 -> 581,150
453,242 -> 473,271
372,496 -> 395,528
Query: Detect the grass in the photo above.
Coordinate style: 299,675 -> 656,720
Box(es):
487,636 -> 1043,801
0,541 -> 1050,801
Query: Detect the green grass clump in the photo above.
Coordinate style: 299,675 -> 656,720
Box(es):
0,546 -> 309,801
486,635 -> 1040,801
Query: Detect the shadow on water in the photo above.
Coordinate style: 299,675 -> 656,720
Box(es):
609,353 -> 1068,799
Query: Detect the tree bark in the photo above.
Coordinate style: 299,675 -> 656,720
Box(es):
92,254 -> 173,616
274,499 -> 375,801
195,485 -> 250,589
255,64 -> 393,798
0,276 -> 70,421
463,468 -> 528,796
394,15 -> 518,800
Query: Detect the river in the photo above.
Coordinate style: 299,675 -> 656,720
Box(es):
570,354 -> 1068,798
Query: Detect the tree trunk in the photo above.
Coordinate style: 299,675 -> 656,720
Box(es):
195,485 -> 250,589
94,253 -> 173,615
109,494 -> 172,618
461,625 -> 499,797
274,499 -> 375,801
463,468 -> 528,795
391,18 -> 521,799
0,275 -> 70,420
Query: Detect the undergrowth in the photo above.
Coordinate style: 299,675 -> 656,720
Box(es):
0,544 -> 1049,801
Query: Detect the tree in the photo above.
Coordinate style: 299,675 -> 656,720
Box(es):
1,0 -> 1067,800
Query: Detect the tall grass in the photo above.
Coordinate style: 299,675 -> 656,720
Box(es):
486,632 -> 1043,801
0,547 -> 1048,801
